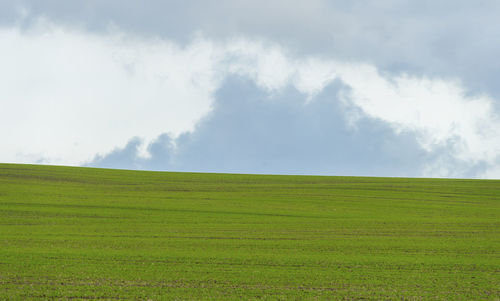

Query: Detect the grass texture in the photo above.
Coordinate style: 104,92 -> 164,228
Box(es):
0,163 -> 499,300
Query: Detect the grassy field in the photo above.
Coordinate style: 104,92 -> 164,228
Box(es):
0,163 -> 499,300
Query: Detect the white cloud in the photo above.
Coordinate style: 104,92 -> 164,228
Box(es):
1,21 -> 500,178
480,164 -> 500,179
0,21 -> 219,165
334,63 -> 500,165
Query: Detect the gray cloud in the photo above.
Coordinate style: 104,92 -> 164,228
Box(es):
87,76 -> 444,176
4,0 -> 500,99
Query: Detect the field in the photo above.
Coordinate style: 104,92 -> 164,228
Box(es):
0,163 -> 499,300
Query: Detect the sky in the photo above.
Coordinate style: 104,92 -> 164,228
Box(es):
2,0 -> 500,178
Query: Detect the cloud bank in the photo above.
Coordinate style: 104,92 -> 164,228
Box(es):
2,9 -> 500,178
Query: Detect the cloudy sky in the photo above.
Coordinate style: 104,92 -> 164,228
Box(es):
2,0 -> 500,178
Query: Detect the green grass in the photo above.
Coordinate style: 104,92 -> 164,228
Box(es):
0,163 -> 499,300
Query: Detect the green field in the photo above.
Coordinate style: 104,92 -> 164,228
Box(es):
0,163 -> 499,300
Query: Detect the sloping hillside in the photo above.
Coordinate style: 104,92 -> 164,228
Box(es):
0,164 -> 499,299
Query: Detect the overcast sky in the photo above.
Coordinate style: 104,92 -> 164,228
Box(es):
2,0 -> 500,178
